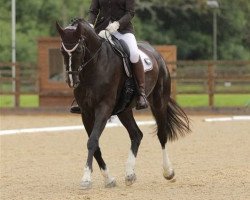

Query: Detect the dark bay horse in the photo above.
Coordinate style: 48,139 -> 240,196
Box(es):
56,18 -> 190,189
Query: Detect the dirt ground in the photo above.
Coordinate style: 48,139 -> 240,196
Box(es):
0,114 -> 249,200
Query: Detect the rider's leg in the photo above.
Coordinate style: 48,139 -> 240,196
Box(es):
70,99 -> 81,114
132,57 -> 148,109
114,32 -> 148,110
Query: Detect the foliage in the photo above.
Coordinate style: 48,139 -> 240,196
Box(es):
135,0 -> 250,60
0,0 -> 249,63
0,0 -> 91,64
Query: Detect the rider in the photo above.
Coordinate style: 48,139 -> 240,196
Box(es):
70,0 -> 148,113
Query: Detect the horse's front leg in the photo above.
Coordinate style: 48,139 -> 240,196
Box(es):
80,105 -> 113,189
81,114 -> 116,188
118,110 -> 143,186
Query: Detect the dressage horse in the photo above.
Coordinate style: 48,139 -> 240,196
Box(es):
56,18 -> 190,189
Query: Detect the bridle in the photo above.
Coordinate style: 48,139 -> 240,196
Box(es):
61,36 -> 103,88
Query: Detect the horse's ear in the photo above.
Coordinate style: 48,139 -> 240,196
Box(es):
56,21 -> 64,38
74,22 -> 82,39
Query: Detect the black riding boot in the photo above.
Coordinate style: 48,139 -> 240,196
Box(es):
132,57 -> 148,110
70,99 -> 81,114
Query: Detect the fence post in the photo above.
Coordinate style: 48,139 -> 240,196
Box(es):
207,63 -> 215,107
171,68 -> 177,100
15,63 -> 20,107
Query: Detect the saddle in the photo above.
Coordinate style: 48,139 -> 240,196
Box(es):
110,35 -> 133,77
109,35 -> 153,74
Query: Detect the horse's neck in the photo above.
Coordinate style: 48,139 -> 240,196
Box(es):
85,30 -> 102,55
79,29 -> 103,75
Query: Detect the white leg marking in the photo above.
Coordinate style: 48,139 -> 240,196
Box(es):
126,150 -> 136,176
125,150 -> 137,186
69,66 -> 74,87
80,166 -> 92,189
162,148 -> 174,179
101,168 -> 116,188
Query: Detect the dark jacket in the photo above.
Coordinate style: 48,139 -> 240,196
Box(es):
88,0 -> 135,34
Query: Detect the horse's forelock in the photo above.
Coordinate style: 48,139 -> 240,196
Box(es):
60,30 -> 79,50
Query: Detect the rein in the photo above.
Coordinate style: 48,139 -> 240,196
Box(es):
78,41 -> 104,72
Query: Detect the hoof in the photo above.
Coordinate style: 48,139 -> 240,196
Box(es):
105,178 -> 116,188
80,180 -> 92,190
125,173 -> 137,186
163,169 -> 175,180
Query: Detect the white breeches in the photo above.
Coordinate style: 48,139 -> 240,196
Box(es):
112,32 -> 140,63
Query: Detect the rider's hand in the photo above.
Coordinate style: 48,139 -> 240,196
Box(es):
99,30 -> 111,39
106,21 -> 120,33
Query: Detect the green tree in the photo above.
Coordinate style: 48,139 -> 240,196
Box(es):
135,0 -> 250,60
0,0 -> 12,62
0,0 -> 91,63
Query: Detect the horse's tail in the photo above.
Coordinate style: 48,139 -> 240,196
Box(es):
146,45 -> 190,145
151,95 -> 191,146
164,97 -> 191,141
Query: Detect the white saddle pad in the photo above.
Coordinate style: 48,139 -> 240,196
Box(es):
139,49 -> 153,72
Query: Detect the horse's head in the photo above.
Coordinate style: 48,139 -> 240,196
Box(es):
56,19 -> 87,88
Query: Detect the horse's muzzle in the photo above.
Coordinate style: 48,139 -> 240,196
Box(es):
65,71 -> 80,89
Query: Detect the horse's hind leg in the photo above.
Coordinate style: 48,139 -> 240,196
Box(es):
150,68 -> 190,180
117,110 -> 143,186
148,62 -> 176,180
151,102 -> 175,180
81,114 -> 116,189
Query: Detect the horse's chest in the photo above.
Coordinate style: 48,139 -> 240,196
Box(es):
82,88 -> 95,106
74,87 -> 94,107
